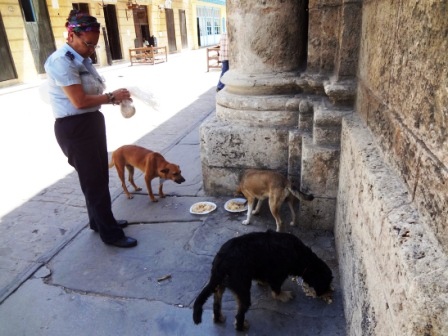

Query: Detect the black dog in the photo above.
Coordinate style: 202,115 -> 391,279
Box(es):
192,230 -> 333,331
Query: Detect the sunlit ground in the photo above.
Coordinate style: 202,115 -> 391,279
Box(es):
0,49 -> 219,218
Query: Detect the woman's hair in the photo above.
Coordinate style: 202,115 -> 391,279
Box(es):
65,9 -> 100,33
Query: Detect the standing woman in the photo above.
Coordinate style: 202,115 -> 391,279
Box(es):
45,10 -> 137,248
216,32 -> 229,92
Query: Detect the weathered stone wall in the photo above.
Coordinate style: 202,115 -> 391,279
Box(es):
307,0 -> 340,74
336,115 -> 448,335
336,1 -> 448,334
357,0 -> 448,251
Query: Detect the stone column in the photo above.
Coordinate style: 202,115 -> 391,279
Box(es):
228,0 -> 307,75
200,0 -> 358,230
201,0 -> 310,201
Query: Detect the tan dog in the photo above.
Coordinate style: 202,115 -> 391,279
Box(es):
236,169 -> 314,232
109,145 -> 185,202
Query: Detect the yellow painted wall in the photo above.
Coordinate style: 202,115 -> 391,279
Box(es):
46,0 -> 138,66
191,0 -> 226,49
0,0 -> 225,86
0,0 -> 38,85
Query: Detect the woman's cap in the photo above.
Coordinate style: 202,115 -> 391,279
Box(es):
66,10 -> 100,33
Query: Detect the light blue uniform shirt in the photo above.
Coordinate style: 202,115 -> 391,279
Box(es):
44,43 -> 105,119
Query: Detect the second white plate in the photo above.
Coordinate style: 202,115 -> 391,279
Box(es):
224,198 -> 248,213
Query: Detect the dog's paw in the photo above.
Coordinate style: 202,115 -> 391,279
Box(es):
213,313 -> 226,324
272,290 -> 294,302
242,220 -> 250,225
135,187 -> 142,191
275,227 -> 285,233
150,199 -> 159,202
234,319 -> 249,331
127,195 -> 134,199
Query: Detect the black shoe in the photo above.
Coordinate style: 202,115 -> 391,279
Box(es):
91,220 -> 128,232
106,236 -> 137,248
116,220 -> 128,228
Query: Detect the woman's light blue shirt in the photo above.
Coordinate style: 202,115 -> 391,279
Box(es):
44,43 -> 105,119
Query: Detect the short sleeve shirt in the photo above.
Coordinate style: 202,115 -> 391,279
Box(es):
44,43 -> 105,118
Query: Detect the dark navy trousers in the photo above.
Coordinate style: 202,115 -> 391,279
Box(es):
217,60 -> 229,90
54,111 -> 124,243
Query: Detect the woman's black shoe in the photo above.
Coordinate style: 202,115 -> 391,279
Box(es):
106,236 -> 137,248
116,220 -> 128,227
91,220 -> 128,232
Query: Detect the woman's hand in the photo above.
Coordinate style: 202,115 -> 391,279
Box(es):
111,88 -> 132,105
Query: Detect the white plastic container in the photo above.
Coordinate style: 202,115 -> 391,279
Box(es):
120,100 -> 136,118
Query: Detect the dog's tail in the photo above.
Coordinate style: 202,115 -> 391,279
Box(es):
193,281 -> 215,324
287,185 -> 314,202
193,271 -> 223,325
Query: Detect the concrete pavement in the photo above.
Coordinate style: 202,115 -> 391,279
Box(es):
0,49 -> 345,335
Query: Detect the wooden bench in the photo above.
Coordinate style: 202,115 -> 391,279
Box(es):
206,46 -> 221,72
129,46 -> 168,66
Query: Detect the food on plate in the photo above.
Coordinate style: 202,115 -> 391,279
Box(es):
226,200 -> 246,211
301,281 -> 333,304
191,202 -> 215,214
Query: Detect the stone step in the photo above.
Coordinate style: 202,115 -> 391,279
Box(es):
313,100 -> 353,146
301,135 -> 340,198
323,78 -> 357,106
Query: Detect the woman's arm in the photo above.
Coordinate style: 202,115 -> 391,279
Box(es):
62,85 -> 130,109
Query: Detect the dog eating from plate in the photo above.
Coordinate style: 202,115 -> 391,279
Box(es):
193,230 -> 333,331
236,169 -> 314,232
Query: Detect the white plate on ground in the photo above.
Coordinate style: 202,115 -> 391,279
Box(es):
190,201 -> 217,215
224,198 -> 248,213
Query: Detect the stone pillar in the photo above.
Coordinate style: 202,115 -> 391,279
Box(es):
201,0 -> 308,194
200,0 -> 358,230
228,0 -> 308,76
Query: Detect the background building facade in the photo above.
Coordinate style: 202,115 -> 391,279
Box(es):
0,0 -> 226,87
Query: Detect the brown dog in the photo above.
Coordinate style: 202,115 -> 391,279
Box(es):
109,145 -> 185,202
236,169 -> 314,232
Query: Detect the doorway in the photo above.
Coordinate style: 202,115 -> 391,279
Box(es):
165,8 -> 177,53
0,12 -> 16,82
132,6 -> 150,47
19,0 -> 56,74
103,5 -> 122,60
179,9 -> 188,49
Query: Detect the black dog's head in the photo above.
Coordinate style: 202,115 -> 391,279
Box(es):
302,254 -> 333,297
289,234 -> 333,297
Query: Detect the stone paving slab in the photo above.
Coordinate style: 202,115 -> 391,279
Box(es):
0,50 -> 346,335
0,210 -> 345,336
0,56 -> 216,301
0,276 -> 343,336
